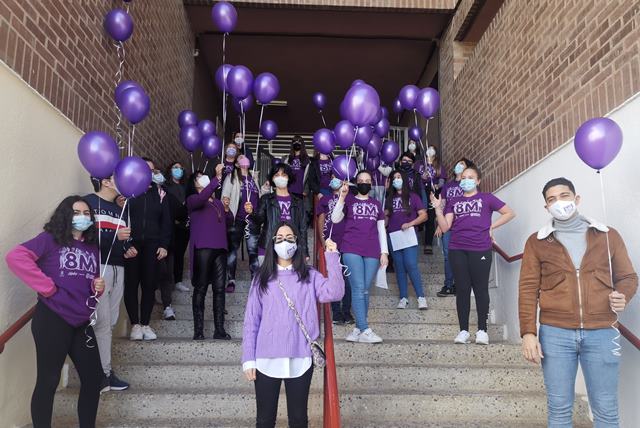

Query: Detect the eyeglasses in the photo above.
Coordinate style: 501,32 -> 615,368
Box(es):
272,235 -> 297,244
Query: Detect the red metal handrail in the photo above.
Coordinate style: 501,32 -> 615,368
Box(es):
313,197 -> 341,428
492,242 -> 640,351
0,304 -> 36,354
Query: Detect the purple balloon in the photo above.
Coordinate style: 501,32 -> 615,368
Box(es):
393,98 -> 402,114
574,117 -> 623,170
253,72 -> 280,104
366,134 -> 382,157
399,85 -> 419,110
178,110 -> 198,127
355,126 -> 374,149
342,83 -> 381,127
380,140 -> 400,164
198,120 -> 216,138
215,64 -> 233,92
313,92 -> 327,110
116,87 -> 150,124
332,155 -> 357,181
334,120 -> 356,149
114,157 -> 152,198
416,87 -> 440,119
374,117 -> 390,138
380,107 -> 389,119
77,131 -> 119,178
371,107 -> 383,125
408,125 -> 424,142
211,1 -> 238,33
260,120 -> 278,140
180,125 -> 202,152
351,79 -> 365,87
366,156 -> 380,171
226,65 -> 254,99
115,80 -> 141,102
313,128 -> 335,155
232,94 -> 254,114
202,135 -> 222,159
104,8 -> 133,42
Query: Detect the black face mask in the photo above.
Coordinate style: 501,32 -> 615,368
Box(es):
293,143 -> 302,151
357,183 -> 372,195
400,162 -> 413,171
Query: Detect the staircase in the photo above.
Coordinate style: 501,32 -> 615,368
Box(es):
51,254 -> 592,427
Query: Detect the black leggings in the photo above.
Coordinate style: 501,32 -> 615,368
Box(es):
255,366 -> 314,428
449,249 -> 492,332
124,240 -> 159,325
192,248 -> 228,334
31,302 -> 102,428
424,206 -> 436,247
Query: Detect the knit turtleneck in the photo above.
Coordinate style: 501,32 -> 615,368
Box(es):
553,214 -> 589,269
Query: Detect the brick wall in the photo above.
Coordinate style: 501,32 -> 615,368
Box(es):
0,0 -> 195,169
439,0 -> 640,191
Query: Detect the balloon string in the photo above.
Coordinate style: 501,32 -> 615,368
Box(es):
347,127 -> 358,182
203,160 -> 209,172
222,32 -> 228,140
100,198 -> 128,278
191,153 -> 194,173
114,41 -> 126,151
252,105 -> 265,177
320,111 -> 327,128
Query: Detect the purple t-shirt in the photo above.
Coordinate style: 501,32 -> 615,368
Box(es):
445,192 -> 505,251
442,180 -> 464,200
387,192 -> 425,234
316,194 -> 345,248
288,156 -> 307,195
237,176 -> 259,221
340,194 -> 384,258
318,158 -> 333,191
22,232 -> 98,327
277,195 -> 292,221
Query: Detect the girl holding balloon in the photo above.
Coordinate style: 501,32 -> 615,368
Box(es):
286,135 -> 311,200
165,161 -> 190,293
417,146 -> 447,255
307,150 -> 334,198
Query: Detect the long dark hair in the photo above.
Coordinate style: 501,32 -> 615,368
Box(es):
287,135 -> 310,165
256,221 -> 311,294
385,169 -> 412,214
44,196 -> 98,246
166,161 -> 185,185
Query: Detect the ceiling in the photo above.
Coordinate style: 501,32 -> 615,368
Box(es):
185,3 -> 453,134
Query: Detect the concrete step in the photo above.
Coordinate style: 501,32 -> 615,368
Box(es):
144,319 -> 502,341
113,338 -> 526,367
71,362 -> 543,393
52,388 -> 590,422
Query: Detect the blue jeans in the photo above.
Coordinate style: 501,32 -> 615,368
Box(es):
342,253 -> 379,331
539,325 -> 620,428
390,244 -> 424,299
227,219 -> 259,281
441,231 -> 454,288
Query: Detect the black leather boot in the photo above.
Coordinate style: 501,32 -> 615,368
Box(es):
212,252 -> 231,340
192,285 -> 206,340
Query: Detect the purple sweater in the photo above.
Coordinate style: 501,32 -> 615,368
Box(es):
242,251 -> 345,363
186,177 -> 233,250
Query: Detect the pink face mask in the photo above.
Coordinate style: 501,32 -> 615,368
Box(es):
238,158 -> 250,169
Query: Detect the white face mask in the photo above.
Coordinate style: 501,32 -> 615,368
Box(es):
274,241 -> 297,260
408,143 -> 416,151
234,137 -> 244,145
273,176 -> 289,189
549,199 -> 577,221
427,147 -> 436,158
197,175 -> 211,188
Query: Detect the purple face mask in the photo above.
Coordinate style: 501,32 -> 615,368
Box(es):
238,158 -> 250,169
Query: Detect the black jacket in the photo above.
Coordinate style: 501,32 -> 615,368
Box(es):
166,181 -> 189,230
128,185 -> 173,249
249,193 -> 308,256
306,156 -> 322,195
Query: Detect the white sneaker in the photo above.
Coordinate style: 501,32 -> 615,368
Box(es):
396,298 -> 409,309
454,330 -> 471,344
417,297 -> 428,310
163,306 -> 176,320
175,282 -> 190,292
141,325 -> 157,341
358,328 -> 383,344
475,330 -> 489,345
345,328 -> 361,342
129,324 -> 143,341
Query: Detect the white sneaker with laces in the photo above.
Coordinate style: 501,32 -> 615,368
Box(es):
141,325 -> 157,341
475,330 -> 489,345
396,298 -> 409,309
345,328 -> 361,342
358,328 -> 383,344
454,330 -> 471,344
163,306 -> 176,320
175,282 -> 190,292
129,324 -> 143,341
417,297 -> 428,310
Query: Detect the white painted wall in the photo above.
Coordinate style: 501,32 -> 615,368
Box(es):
0,61 -> 90,427
491,91 -> 640,427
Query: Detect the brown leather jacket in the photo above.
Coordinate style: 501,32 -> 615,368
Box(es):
518,218 -> 637,337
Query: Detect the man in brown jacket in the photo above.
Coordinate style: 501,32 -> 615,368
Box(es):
518,177 -> 637,427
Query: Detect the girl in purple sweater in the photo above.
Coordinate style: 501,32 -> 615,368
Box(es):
5,196 -> 105,428
242,221 -> 344,428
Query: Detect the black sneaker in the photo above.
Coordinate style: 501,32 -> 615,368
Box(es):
343,314 -> 355,325
109,370 -> 130,391
437,286 -> 455,297
332,313 -> 345,325
99,374 -> 110,394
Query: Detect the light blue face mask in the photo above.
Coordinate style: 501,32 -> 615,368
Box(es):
171,167 -> 184,180
72,215 -> 93,232
392,178 -> 403,190
460,178 -> 477,192
454,163 -> 465,175
152,173 -> 165,185
329,177 -> 342,190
